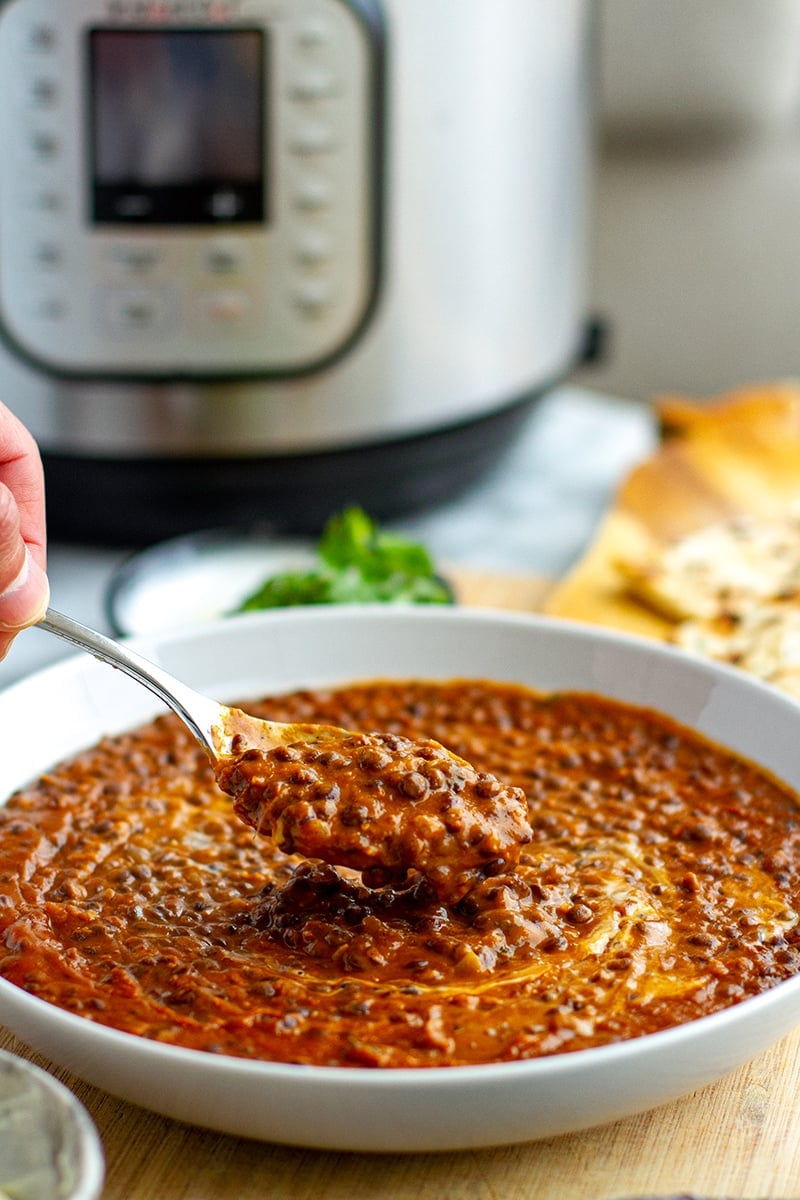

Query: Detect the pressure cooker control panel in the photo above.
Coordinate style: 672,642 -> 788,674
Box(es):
0,0 -> 384,379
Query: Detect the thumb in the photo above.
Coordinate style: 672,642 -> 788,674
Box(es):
0,484 -> 49,651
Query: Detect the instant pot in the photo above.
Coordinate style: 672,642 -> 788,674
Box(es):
0,0 -> 592,544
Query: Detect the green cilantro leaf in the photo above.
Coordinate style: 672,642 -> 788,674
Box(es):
236,508 -> 452,611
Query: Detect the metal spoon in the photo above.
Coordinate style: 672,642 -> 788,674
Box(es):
37,607 -> 349,763
37,608 -> 534,900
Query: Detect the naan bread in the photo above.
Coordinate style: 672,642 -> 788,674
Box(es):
546,382 -> 800,698
616,507 -> 800,623
675,603 -> 800,699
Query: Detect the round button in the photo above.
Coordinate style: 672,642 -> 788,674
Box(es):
289,122 -> 339,156
293,278 -> 334,315
293,177 -> 334,211
29,76 -> 59,107
295,229 -> 333,266
200,290 -> 253,326
32,240 -> 63,270
25,187 -> 65,214
104,288 -> 175,336
296,16 -> 335,49
28,129 -> 59,162
203,240 -> 247,277
31,295 -> 68,321
26,24 -> 58,52
289,68 -> 341,102
108,243 -> 165,276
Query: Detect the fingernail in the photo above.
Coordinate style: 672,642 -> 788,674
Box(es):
0,547 -> 50,632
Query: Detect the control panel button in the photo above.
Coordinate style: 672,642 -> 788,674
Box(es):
103,288 -> 176,336
200,290 -> 253,326
203,240 -> 248,277
107,243 -> 165,276
32,240 -> 64,270
295,229 -> 333,266
289,122 -> 338,156
293,278 -> 334,315
296,16 -> 335,49
26,187 -> 65,214
31,295 -> 68,321
293,177 -> 334,211
27,129 -> 59,161
29,76 -> 59,107
25,24 -> 58,52
289,68 -> 341,102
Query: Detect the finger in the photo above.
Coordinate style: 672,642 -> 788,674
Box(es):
0,484 -> 50,651
0,405 -> 47,571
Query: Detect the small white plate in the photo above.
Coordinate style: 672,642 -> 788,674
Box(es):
0,1049 -> 104,1200
2,607 -> 800,1152
105,528 -> 315,636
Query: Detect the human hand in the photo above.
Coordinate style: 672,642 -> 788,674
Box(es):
0,403 -> 49,660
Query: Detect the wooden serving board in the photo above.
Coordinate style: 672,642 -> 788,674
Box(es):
545,382 -> 800,640
3,559 -> 800,1199
447,565 -> 555,612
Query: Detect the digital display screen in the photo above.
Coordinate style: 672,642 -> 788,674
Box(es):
90,29 -> 266,225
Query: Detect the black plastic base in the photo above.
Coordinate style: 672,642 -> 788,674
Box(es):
41,389 -> 544,546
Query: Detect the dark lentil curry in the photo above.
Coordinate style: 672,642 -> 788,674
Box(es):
220,730 -> 532,903
1,679 -> 799,1068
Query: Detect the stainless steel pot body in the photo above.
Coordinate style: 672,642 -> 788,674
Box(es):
0,0 -> 592,541
1,0 -> 591,453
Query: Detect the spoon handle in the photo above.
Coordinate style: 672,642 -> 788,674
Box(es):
38,608 -> 221,757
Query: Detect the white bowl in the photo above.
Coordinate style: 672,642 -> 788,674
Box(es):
2,606 -> 800,1153
0,1048 -> 104,1200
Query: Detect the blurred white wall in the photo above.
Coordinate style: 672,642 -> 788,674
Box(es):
575,0 -> 800,403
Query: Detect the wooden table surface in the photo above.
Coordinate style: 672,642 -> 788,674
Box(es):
4,1022 -> 800,1200
4,572 -> 800,1199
